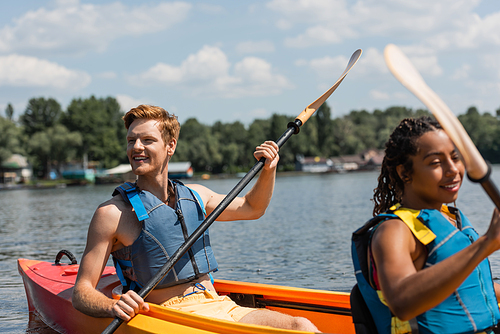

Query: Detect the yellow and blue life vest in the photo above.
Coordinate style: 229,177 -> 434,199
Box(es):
352,205 -> 500,334
111,181 -> 218,292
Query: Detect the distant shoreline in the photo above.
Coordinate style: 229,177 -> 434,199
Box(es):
0,168 -> 383,191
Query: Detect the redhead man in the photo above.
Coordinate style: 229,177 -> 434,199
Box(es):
73,105 -> 319,332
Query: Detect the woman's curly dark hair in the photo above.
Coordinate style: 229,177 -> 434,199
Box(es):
373,116 -> 442,216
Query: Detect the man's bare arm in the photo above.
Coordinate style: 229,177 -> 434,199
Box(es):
72,202 -> 149,320
188,141 -> 279,221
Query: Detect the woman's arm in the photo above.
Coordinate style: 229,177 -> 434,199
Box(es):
372,213 -> 500,320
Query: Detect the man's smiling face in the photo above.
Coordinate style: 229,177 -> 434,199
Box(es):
126,118 -> 169,176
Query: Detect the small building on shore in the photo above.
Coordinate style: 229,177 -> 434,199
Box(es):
96,161 -> 194,184
296,149 -> 384,173
62,169 -> 95,184
98,164 -> 136,184
169,162 -> 194,179
0,154 -> 32,184
295,155 -> 333,173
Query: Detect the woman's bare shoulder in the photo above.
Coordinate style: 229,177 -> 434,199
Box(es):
372,218 -> 414,246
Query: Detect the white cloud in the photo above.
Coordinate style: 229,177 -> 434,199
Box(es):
197,4 -> 226,14
482,53 -> 500,80
452,64 -> 471,80
267,0 -> 349,24
410,55 -> 443,77
431,11 -> 500,50
275,19 -> 292,30
115,94 -> 146,112
307,55 -> 352,78
137,63 -> 184,84
131,45 -> 292,98
298,48 -> 385,81
370,90 -> 412,102
267,0 -> 354,47
232,107 -> 270,121
268,0 -> 357,47
0,54 -> 90,90
348,48 -> 387,76
96,71 -> 117,79
236,40 -> 275,54
393,92 -> 410,100
284,26 -> 345,48
348,0 -> 466,36
249,108 -> 269,118
226,57 -> 291,97
0,1 -> 192,54
482,12 -> 500,45
268,0 -> 500,52
370,89 -> 390,100
136,46 -> 231,85
394,45 -> 443,77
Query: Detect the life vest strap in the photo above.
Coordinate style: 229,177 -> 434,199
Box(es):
117,183 -> 150,221
113,257 -> 142,293
390,204 -> 436,245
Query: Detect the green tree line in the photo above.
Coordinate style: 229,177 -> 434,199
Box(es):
2,96 -> 500,179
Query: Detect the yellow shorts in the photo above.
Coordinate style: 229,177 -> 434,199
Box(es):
161,288 -> 255,322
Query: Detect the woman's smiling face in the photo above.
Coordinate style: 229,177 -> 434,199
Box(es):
400,129 -> 465,210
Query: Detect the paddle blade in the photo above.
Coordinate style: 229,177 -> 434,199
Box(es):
296,49 -> 362,125
384,44 -> 488,181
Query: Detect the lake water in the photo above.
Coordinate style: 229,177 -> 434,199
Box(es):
2,167 -> 500,333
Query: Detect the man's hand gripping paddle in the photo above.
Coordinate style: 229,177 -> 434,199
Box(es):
384,44 -> 500,210
102,48 -> 362,334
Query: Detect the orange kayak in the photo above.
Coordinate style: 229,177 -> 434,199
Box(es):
18,257 -> 355,333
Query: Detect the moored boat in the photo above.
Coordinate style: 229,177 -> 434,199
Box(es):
18,256 -> 355,334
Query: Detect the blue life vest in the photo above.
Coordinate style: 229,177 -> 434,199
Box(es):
352,205 -> 500,334
111,181 -> 218,292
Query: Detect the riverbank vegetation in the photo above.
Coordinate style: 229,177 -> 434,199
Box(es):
1,96 -> 499,179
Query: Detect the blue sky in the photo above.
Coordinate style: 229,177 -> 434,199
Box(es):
1,0 -> 500,126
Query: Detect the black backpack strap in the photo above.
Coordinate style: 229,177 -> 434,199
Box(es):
350,284 -> 378,334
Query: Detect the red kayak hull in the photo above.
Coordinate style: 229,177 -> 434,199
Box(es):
18,258 -> 355,333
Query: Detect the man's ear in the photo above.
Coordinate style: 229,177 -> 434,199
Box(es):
396,164 -> 411,183
167,138 -> 177,156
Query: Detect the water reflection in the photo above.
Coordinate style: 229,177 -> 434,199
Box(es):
26,313 -> 58,334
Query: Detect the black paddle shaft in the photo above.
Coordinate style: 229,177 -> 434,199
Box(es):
482,179 -> 500,211
102,120 -> 302,334
468,165 -> 500,211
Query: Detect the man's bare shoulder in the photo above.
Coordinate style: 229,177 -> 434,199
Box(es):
88,195 -> 138,247
92,195 -> 133,224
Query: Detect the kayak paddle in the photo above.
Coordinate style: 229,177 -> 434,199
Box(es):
103,48 -> 362,334
383,43 -> 500,209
